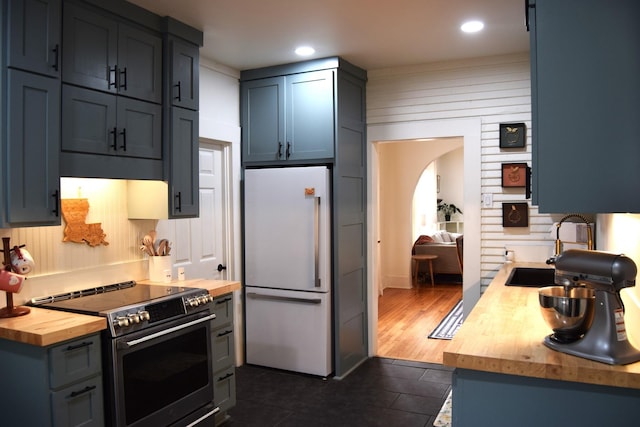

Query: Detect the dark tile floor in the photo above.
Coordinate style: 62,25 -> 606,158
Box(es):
226,357 -> 452,427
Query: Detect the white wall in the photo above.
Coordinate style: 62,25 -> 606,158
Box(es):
436,147 -> 464,220
368,53 -> 552,296
377,139 -> 463,289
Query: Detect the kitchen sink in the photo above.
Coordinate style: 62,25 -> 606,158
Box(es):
504,267 -> 555,287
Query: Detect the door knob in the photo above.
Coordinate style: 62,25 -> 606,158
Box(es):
217,264 -> 227,272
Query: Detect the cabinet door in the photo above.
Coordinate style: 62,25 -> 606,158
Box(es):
62,2 -> 118,92
212,326 -> 235,374
5,70 -> 60,226
117,97 -> 162,159
241,77 -> 285,163
62,84 -> 117,156
169,37 -> 199,110
51,375 -> 104,427
286,70 -> 335,161
170,107 -> 199,217
118,24 -> 162,103
212,366 -> 236,413
530,0 -> 640,212
7,0 -> 61,77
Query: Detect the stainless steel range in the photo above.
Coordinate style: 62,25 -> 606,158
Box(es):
31,281 -> 219,427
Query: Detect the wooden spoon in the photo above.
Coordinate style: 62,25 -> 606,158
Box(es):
157,239 -> 169,256
142,235 -> 155,256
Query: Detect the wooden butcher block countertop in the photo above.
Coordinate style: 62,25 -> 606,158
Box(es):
443,262 -> 640,389
141,278 -> 241,297
0,306 -> 106,347
0,279 -> 240,347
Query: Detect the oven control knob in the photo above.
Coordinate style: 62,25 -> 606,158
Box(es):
115,316 -> 130,327
187,297 -> 199,307
127,313 -> 141,324
138,310 -> 150,321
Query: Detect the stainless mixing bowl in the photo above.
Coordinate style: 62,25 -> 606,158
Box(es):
538,285 -> 596,342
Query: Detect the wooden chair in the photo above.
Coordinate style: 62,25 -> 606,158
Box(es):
455,235 -> 463,274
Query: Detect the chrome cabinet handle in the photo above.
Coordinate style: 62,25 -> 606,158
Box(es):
247,292 -> 321,305
314,196 -> 320,287
125,314 -> 216,347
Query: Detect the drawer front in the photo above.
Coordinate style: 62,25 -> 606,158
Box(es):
213,366 -> 236,412
49,334 -> 101,389
51,375 -> 104,427
212,326 -> 235,373
211,294 -> 233,328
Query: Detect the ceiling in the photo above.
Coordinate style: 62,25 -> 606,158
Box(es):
127,0 -> 530,72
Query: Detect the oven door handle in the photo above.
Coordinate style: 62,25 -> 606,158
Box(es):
124,313 -> 216,348
185,406 -> 220,427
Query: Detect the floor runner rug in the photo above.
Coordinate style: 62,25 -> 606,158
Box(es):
428,300 -> 463,340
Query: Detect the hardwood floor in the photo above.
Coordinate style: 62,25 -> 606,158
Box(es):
377,281 -> 462,364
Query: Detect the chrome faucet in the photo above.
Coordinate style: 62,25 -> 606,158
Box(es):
546,214 -> 593,264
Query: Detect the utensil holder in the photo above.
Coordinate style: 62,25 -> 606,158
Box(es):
149,256 -> 172,282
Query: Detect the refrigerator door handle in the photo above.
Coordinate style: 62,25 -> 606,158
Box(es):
247,292 -> 322,305
314,196 -> 321,288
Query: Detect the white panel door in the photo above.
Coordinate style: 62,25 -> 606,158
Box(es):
158,141 -> 228,280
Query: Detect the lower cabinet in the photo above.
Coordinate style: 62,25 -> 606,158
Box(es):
210,293 -> 237,425
0,333 -> 104,427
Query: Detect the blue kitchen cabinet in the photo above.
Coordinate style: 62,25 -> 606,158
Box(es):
1,0 -> 61,227
0,333 -> 104,427
62,85 -> 162,159
210,293 -> 237,425
241,69 -> 334,164
528,0 -> 640,213
168,35 -> 200,111
60,0 -> 164,180
169,107 -> 199,217
162,24 -> 202,218
6,0 -> 61,78
62,1 -> 162,104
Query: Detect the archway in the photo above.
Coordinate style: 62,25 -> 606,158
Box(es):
367,118 -> 481,356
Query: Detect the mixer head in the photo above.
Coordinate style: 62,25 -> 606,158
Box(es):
553,249 -> 637,292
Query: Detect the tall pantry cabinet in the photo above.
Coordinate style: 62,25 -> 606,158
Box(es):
240,57 -> 368,378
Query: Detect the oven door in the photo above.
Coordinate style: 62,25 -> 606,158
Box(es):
108,310 -> 216,427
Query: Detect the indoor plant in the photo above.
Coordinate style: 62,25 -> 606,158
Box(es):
438,202 -> 463,221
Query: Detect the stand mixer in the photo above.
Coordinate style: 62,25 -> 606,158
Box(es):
541,249 -> 640,365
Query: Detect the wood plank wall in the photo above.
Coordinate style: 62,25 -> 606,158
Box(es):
367,53 -> 555,292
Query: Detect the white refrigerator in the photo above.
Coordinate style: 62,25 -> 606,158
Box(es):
243,166 -> 332,376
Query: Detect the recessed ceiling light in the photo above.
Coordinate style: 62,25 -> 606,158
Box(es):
460,20 -> 484,33
295,46 -> 315,56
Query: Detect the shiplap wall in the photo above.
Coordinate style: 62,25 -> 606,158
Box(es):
368,53 -> 556,291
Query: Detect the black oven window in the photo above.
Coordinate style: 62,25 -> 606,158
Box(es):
122,327 -> 209,425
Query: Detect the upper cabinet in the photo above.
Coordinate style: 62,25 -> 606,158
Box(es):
62,1 -> 162,103
1,0 -> 61,228
6,0 -> 61,77
168,37 -> 199,111
2,0 -> 203,225
162,21 -> 202,218
528,0 -> 640,213
241,68 -> 335,164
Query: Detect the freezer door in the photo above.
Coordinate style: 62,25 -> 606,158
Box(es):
244,166 -> 330,292
245,287 -> 332,376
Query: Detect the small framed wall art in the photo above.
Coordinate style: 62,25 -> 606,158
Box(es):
502,202 -> 529,227
499,123 -> 526,148
501,163 -> 528,188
